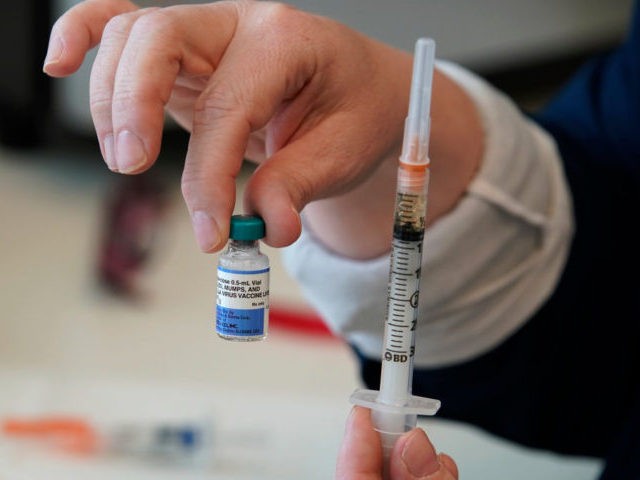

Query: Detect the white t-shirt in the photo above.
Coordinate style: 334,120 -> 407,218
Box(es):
281,61 -> 574,368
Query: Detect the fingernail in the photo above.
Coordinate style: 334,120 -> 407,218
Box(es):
103,134 -> 117,171
116,130 -> 147,173
192,211 -> 220,252
43,34 -> 64,71
401,429 -> 440,478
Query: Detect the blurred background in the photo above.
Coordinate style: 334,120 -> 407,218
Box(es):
0,0 -> 633,478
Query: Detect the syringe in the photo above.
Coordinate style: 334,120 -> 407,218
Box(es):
350,38 -> 440,477
2,415 -> 216,465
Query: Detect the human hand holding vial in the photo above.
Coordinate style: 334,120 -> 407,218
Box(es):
216,215 -> 270,341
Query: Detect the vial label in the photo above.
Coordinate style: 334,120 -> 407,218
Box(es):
216,267 -> 269,337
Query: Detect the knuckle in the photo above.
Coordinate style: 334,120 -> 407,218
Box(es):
110,88 -> 150,112
260,2 -> 300,23
244,2 -> 317,65
192,87 -> 242,130
262,168 -> 314,208
252,2 -> 305,38
130,8 -> 177,39
230,0 -> 257,16
290,171 -> 315,206
180,173 -> 202,207
102,11 -> 137,39
89,90 -> 112,115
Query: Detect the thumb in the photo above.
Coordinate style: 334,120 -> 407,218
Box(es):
244,113 -> 380,248
335,406 -> 384,480
390,428 -> 458,480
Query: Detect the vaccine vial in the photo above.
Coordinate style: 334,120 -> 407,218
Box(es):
216,215 -> 269,341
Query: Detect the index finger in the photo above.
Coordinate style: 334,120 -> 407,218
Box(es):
43,0 -> 138,77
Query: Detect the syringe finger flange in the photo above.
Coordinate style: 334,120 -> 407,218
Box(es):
349,388 -> 441,417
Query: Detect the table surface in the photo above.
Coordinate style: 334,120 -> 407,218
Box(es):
0,146 -> 603,479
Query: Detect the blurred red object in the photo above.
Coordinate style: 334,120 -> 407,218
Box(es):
269,305 -> 335,338
98,174 -> 168,298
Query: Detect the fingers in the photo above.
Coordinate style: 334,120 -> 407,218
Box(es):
43,0 -> 138,77
93,4 -> 238,176
180,4 -> 319,252
438,454 -> 459,479
335,406 -> 383,480
336,407 -> 458,480
89,8 -> 157,171
243,97 -> 396,248
390,428 -> 459,480
182,106 -> 249,252
240,31 -> 410,250
48,0 -> 402,253
50,0 -> 313,251
243,118 -> 359,249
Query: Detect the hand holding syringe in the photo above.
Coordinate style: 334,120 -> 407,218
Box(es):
350,38 -> 440,478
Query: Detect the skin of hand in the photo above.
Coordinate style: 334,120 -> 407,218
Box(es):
337,407 -> 458,480
43,0 -> 482,259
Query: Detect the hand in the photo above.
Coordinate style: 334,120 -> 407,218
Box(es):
336,407 -> 458,480
44,1 -> 482,258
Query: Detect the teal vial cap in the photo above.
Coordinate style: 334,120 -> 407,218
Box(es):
229,215 -> 266,240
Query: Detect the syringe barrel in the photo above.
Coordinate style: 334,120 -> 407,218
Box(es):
377,164 -> 429,408
398,164 -> 429,194
373,410 -> 418,479
378,235 -> 421,405
394,165 -> 429,240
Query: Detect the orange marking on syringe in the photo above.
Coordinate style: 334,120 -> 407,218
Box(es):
399,161 -> 429,172
2,417 -> 98,454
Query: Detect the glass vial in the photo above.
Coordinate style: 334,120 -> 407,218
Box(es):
216,215 -> 269,341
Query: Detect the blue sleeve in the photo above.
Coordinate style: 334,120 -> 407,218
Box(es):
534,1 -> 640,174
